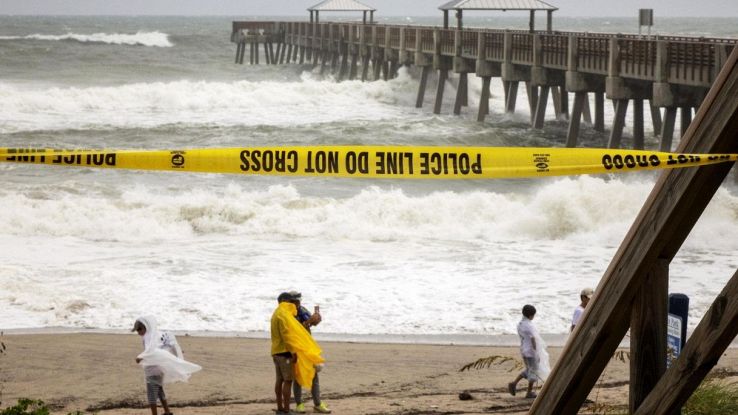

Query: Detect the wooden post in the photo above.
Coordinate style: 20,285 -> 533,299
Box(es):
582,95 -> 592,124
526,82 -> 539,124
633,98 -> 645,149
608,99 -> 629,148
533,86 -> 549,128
560,87 -> 569,119
454,73 -> 468,115
529,47 -> 738,415
660,107 -> 678,152
634,269 -> 738,414
566,91 -> 587,147
416,65 -> 430,108
478,76 -> 491,122
630,259 -> 668,413
594,91 -> 605,131
506,81 -> 519,113
529,10 -> 535,33
249,41 -> 255,65
650,101 -> 663,136
681,107 -> 693,136
547,10 -> 553,32
552,87 -> 562,118
434,69 -> 448,114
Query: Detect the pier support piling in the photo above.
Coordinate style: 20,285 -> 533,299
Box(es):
506,81 -> 519,113
533,86 -> 550,129
477,76 -> 491,122
594,92 -> 605,131
633,98 -> 645,150
660,107 -> 678,151
416,66 -> 431,108
453,73 -> 468,115
608,99 -> 629,148
434,69 -> 448,115
566,91 -> 587,147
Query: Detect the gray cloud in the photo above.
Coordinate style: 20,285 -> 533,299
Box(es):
1,0 -> 737,16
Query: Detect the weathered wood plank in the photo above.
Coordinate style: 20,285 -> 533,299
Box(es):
634,268 -> 738,414
529,46 -> 738,415
629,259 -> 668,413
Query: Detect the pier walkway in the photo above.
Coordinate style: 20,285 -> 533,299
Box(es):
231,21 -> 736,150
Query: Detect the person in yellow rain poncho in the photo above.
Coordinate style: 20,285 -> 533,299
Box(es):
271,292 -> 325,414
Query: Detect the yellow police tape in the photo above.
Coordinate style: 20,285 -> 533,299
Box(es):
1,146 -> 736,179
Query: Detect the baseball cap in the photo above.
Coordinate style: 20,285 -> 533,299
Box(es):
580,288 -> 594,299
277,292 -> 292,302
287,291 -> 302,301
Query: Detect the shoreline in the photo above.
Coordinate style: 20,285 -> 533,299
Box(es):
0,327 -> 575,347
5,327 -> 738,348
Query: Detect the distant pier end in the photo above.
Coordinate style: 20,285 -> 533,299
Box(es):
230,20 -> 736,151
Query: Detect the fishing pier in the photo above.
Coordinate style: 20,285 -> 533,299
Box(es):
231,18 -> 736,151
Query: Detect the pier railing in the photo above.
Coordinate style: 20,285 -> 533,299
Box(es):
232,21 -> 737,87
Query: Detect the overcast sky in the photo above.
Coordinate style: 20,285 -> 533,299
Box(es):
1,0 -> 737,17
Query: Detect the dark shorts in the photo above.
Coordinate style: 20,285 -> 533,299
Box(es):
521,356 -> 540,382
273,354 -> 295,382
145,375 -> 166,404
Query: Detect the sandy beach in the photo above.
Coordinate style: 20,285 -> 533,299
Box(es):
2,333 -> 735,414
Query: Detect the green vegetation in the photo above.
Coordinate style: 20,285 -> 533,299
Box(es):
0,399 -> 49,415
684,380 -> 738,415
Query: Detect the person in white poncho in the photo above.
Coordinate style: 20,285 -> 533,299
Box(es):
133,316 -> 202,415
507,304 -> 550,399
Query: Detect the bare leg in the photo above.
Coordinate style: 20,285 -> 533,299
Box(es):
282,380 -> 293,412
275,379 -> 285,412
149,404 -> 157,415
161,399 -> 171,414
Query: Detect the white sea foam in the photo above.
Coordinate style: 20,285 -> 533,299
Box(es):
0,31 -> 172,47
1,177 -> 736,334
0,71 -> 420,133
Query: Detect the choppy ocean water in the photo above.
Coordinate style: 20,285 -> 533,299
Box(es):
0,16 -> 736,338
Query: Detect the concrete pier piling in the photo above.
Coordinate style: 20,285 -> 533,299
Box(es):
231,20 -> 737,150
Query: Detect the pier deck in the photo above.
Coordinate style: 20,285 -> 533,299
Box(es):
231,21 -> 737,150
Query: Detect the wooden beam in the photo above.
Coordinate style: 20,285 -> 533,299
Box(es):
630,259 -> 668,413
534,86 -> 550,129
634,268 -> 738,414
416,65 -> 430,108
660,107 -> 677,152
478,76 -> 491,122
529,46 -> 738,415
633,98 -> 645,149
566,91 -> 586,147
434,69 -> 448,114
608,99 -> 629,148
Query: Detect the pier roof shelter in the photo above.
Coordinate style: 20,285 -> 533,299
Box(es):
308,0 -> 377,24
439,0 -> 558,31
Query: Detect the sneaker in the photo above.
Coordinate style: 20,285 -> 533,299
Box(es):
314,402 -> 332,413
508,382 -> 516,396
525,391 -> 537,399
295,403 -> 306,413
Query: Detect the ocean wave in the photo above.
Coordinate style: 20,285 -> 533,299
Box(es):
0,71 -> 419,133
0,31 -> 172,47
2,178 -> 736,249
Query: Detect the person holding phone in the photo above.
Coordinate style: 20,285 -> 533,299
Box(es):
287,291 -> 331,414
